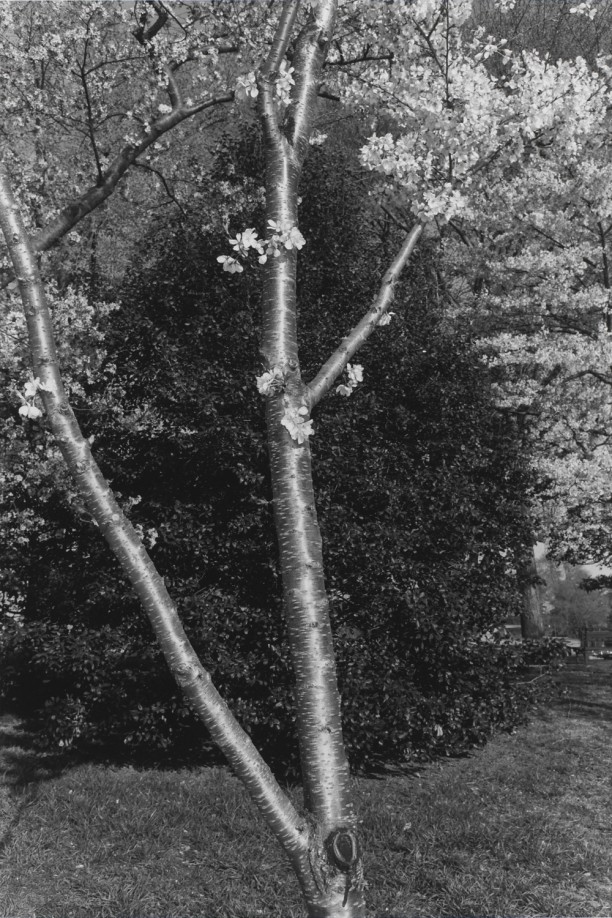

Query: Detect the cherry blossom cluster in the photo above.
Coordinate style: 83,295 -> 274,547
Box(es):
281,404 -> 314,444
352,1 -> 609,225
342,0 -> 612,562
235,61 -> 295,105
256,366 -> 285,396
217,220 -> 306,273
18,377 -> 51,420
569,2 -> 598,18
378,311 -> 395,327
309,130 -> 328,147
255,367 -> 313,444
336,363 -> 364,397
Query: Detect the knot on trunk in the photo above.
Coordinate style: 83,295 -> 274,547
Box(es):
325,828 -> 359,872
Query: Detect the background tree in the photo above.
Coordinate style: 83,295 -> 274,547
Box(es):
352,0 -> 612,575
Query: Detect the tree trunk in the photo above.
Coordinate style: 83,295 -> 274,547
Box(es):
0,162 -> 344,917
0,2 -> 422,912
255,3 -> 365,913
521,552 -> 545,639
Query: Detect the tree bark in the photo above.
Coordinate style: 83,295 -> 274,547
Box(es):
255,2 -> 367,913
0,162 -> 322,909
1,2 -> 426,912
521,551 -> 545,639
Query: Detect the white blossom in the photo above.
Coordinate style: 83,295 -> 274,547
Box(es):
281,405 -> 314,443
336,363 -> 364,396
235,71 -> 258,101
570,2 -> 597,18
229,228 -> 264,257
256,366 -> 284,395
216,255 -> 243,274
275,61 -> 295,103
309,131 -> 328,146
23,377 -> 51,398
378,311 -> 395,326
285,226 -> 306,250
18,405 -> 42,419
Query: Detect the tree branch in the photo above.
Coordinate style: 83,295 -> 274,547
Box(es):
133,161 -> 185,214
324,50 -> 393,67
317,87 -> 340,101
447,218 -> 472,249
0,92 -> 233,287
133,0 -> 169,45
307,222 -> 423,408
0,162 -> 311,883
565,369 -> 612,386
257,1 -> 301,159
287,0 -> 337,162
597,220 -> 612,332
133,0 -> 182,109
381,203 -> 412,234
262,0 -> 301,77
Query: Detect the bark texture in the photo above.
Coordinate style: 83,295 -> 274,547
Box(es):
256,2 -> 366,914
1,2 -> 426,912
0,162 -> 318,897
521,556 -> 545,638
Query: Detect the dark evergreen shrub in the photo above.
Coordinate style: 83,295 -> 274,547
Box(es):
0,125 -> 554,772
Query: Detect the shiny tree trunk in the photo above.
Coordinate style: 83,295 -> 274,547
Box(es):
253,3 -> 366,912
0,2 -> 422,913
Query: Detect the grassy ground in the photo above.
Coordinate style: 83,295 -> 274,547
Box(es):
1,663 -> 611,918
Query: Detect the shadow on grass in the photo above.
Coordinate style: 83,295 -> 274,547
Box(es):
0,711 -> 232,878
0,716 -> 71,786
0,716 -> 70,864
0,710 -> 230,784
556,695 -> 612,721
551,663 -> 612,724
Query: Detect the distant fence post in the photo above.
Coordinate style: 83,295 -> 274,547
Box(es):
580,626 -> 588,665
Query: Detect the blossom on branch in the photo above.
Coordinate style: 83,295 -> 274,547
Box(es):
218,222 -> 306,271
229,228 -> 265,258
309,131 -> 328,146
281,405 -> 314,444
256,366 -> 284,395
17,376 -> 51,420
235,71 -> 258,101
336,363 -> 364,397
275,61 -> 295,103
570,2 -> 597,18
216,255 -> 244,273
378,311 -> 395,327
23,377 -> 51,398
18,404 -> 43,420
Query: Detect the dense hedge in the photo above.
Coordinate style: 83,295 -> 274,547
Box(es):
0,124 -> 562,772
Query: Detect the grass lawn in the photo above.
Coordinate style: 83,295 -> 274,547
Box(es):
1,664 -> 611,917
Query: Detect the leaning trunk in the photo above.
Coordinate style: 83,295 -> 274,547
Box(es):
0,163 -> 341,916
